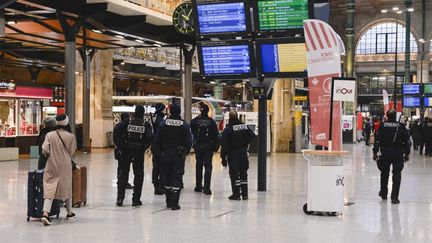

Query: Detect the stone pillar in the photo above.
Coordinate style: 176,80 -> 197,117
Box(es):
268,78 -> 294,153
89,50 -> 113,147
213,81 -> 223,100
75,50 -> 113,147
416,60 -> 430,84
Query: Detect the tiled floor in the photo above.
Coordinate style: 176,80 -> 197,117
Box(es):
1,144 -> 432,243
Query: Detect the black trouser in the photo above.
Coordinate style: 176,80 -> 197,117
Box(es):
116,151 -> 130,187
162,149 -> 185,206
425,140 -> 432,155
152,152 -> 163,189
228,148 -> 249,196
378,148 -> 404,200
412,137 -> 419,150
117,151 -> 144,202
365,132 -> 371,145
195,146 -> 213,190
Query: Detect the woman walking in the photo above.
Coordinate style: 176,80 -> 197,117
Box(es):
41,115 -> 77,226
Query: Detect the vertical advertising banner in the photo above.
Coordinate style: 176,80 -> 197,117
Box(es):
304,19 -> 342,150
383,90 -> 390,115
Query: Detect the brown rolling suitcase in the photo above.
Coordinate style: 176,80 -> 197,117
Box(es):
72,165 -> 87,207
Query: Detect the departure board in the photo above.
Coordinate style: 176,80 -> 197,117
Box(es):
403,97 -> 420,108
260,43 -> 307,73
257,0 -> 309,31
424,97 -> 432,107
197,2 -> 247,34
424,84 -> 432,94
402,84 -> 421,95
201,45 -> 251,75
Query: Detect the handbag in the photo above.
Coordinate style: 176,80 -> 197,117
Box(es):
56,131 -> 77,171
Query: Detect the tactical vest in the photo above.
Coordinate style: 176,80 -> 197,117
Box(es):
230,124 -> 250,148
126,117 -> 145,150
161,119 -> 186,149
380,122 -> 403,148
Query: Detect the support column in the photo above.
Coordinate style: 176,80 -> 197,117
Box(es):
258,93 -> 267,192
181,45 -> 195,123
213,81 -> 223,100
0,9 -> 5,38
57,12 -> 84,134
345,0 -> 355,77
65,42 -> 77,133
405,0 -> 412,83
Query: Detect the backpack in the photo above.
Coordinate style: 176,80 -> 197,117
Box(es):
197,122 -> 210,142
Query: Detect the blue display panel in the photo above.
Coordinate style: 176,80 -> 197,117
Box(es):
403,97 -> 420,108
197,2 -> 247,34
402,84 -> 421,95
201,45 -> 251,75
424,97 -> 432,107
261,44 -> 279,73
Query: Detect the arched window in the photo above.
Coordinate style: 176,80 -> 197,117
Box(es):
356,22 -> 418,55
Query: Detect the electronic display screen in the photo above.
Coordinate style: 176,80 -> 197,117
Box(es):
196,1 -> 248,36
260,43 -> 307,73
424,84 -> 432,95
403,97 -> 420,108
197,40 -> 255,79
256,0 -> 310,32
402,84 -> 421,95
256,38 -> 307,78
424,97 -> 432,107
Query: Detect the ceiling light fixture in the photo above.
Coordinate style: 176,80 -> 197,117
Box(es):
392,7 -> 399,11
135,39 -> 144,44
408,8 -> 414,12
115,35 -> 125,39
120,62 -> 125,65
6,21 -> 17,25
153,43 -> 162,47
381,9 -> 388,13
92,29 -> 102,34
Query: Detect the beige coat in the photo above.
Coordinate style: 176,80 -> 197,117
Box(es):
42,129 -> 77,200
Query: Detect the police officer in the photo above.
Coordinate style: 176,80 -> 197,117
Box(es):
113,113 -> 133,190
116,105 -> 153,207
151,103 -> 166,195
373,109 -> 410,204
190,104 -> 220,195
421,117 -> 432,156
153,104 -> 192,210
221,111 -> 256,200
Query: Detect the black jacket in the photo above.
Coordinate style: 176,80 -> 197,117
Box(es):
221,119 -> 256,158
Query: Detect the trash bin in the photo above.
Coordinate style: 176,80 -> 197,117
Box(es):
106,132 -> 114,148
301,150 -> 348,216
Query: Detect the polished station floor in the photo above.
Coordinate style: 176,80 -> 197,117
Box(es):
1,144 -> 432,243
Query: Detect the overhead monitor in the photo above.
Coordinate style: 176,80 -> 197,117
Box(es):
423,84 -> 432,95
402,97 -> 420,108
193,0 -> 252,38
256,38 -> 307,78
197,40 -> 256,80
254,0 -> 313,36
402,84 -> 421,95
424,97 -> 432,107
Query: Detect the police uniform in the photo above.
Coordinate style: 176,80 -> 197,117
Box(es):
373,120 -> 410,203
116,112 -> 153,206
113,113 -> 131,191
151,106 -> 166,195
221,119 -> 256,200
153,107 -> 192,210
422,120 -> 432,156
190,112 -> 219,194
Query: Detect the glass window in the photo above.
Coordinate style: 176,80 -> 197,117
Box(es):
18,99 -> 41,136
358,76 -> 370,94
0,100 -> 17,136
357,22 -> 418,54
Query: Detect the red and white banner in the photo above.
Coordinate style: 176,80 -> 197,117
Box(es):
304,19 -> 342,150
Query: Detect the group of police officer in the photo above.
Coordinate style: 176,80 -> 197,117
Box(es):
113,103 -> 256,210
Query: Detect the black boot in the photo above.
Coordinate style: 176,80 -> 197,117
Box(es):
241,183 -> 248,200
171,190 -> 181,210
154,183 -> 165,195
228,178 -> 241,200
165,188 -> 172,208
